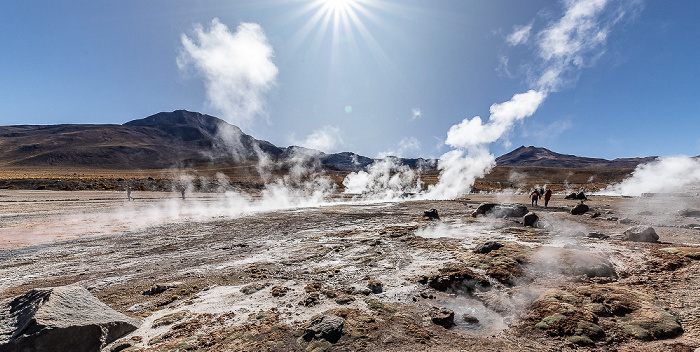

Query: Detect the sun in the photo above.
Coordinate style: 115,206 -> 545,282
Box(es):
322,0 -> 356,12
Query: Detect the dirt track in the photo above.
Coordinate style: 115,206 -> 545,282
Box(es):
1,190 -> 700,351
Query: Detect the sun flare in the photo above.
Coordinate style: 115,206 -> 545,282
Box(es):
322,0 -> 356,11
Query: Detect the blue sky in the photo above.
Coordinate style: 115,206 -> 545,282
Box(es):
1,0 -> 698,160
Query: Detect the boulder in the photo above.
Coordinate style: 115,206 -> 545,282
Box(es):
418,267 -> 490,293
0,286 -> 140,352
367,278 -> 383,294
523,212 -> 539,227
571,203 -> 590,215
302,315 -> 344,343
531,247 -> 617,278
471,203 -> 528,218
423,209 -> 440,220
473,241 -> 503,254
430,307 -> 455,328
623,226 -> 659,243
565,192 -> 587,200
462,314 -> 480,324
142,283 -> 170,296
587,232 -> 609,240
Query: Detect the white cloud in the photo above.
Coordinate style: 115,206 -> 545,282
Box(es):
536,0 -> 613,90
411,108 -> 422,121
178,19 -> 278,127
507,23 -> 533,46
399,137 -> 421,153
293,126 -> 343,153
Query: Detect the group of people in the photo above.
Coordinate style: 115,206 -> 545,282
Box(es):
530,188 -> 552,207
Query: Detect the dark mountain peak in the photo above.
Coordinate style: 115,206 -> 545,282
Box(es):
124,110 -> 236,135
496,145 -> 655,169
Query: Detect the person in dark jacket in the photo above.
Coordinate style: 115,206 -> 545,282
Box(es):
544,189 -> 552,207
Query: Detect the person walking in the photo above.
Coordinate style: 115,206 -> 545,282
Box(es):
544,189 -> 552,207
126,186 -> 132,201
530,189 -> 539,206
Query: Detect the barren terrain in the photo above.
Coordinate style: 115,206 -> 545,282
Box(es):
1,190 -> 700,351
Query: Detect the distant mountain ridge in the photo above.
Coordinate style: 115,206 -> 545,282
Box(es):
0,110 -> 421,171
0,111 -> 661,171
495,145 -> 657,169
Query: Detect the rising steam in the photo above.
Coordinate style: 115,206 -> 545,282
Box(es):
602,156 -> 700,196
178,19 -> 278,127
343,0 -> 638,201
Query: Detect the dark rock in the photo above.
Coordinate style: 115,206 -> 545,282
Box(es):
334,295 -> 355,305
623,226 -> 659,243
430,307 -> 455,328
271,286 -> 289,297
570,203 -> 589,215
300,292 -> 320,306
590,212 -> 601,219
367,279 -> 383,294
302,315 -> 344,343
423,209 -> 440,220
473,241 -> 503,254
462,314 -> 480,324
565,192 -> 588,200
142,283 -> 170,296
471,203 -> 528,218
418,267 -> 490,293
523,212 -> 539,227
0,286 -> 140,352
418,290 -> 436,300
587,232 -> 609,239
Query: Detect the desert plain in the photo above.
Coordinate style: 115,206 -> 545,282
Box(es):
1,186 -> 700,351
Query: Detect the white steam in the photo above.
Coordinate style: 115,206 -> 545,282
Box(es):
292,126 -> 344,153
178,19 -> 278,126
602,156 -> 700,196
417,0 -> 634,200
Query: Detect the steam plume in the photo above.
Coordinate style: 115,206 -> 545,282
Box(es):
178,19 -> 278,127
421,0 -> 636,199
602,156 -> 700,196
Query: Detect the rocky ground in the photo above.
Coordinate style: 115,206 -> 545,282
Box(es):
1,190 -> 700,351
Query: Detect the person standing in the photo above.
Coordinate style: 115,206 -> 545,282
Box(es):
544,189 -> 552,207
530,189 -> 539,206
126,186 -> 132,201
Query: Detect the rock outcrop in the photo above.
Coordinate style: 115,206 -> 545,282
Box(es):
623,226 -> 659,243
523,212 -> 539,227
471,203 -> 528,218
0,286 -> 140,352
302,315 -> 344,343
571,203 -> 590,215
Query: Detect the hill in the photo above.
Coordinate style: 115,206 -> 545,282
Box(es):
495,145 -> 657,169
0,110 -> 424,172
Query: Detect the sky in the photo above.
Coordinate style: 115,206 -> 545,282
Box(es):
1,0 -> 699,161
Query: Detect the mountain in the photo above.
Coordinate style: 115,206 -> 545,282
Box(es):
0,110 -> 420,171
0,111 -> 659,172
495,146 -> 657,169
0,110 -> 281,169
